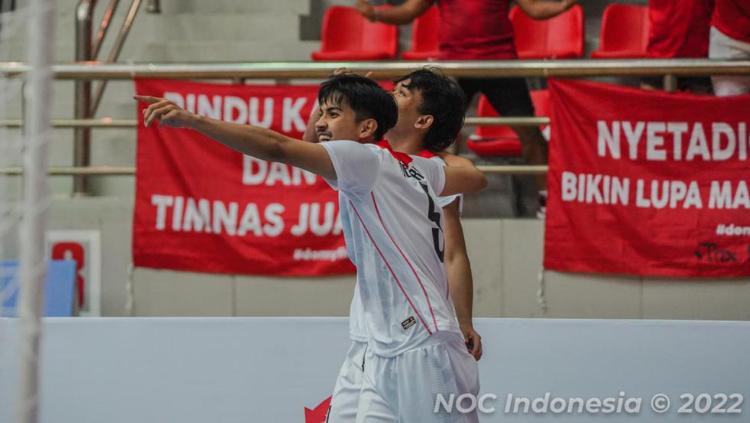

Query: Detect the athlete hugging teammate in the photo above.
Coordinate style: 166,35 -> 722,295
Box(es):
305,69 -> 485,423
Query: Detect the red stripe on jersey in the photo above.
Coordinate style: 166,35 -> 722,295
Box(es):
386,145 -> 413,165
370,192 -> 439,333
376,140 -> 438,159
375,140 -> 420,165
348,201 -> 434,336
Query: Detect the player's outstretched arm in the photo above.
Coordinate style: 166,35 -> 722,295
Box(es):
440,155 -> 487,196
355,0 -> 432,25
135,95 -> 336,181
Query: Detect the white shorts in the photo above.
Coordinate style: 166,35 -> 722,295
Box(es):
709,26 -> 750,96
357,332 -> 480,423
327,341 -> 367,423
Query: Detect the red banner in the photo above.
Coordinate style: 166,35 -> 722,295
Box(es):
133,79 -> 355,276
545,80 -> 750,277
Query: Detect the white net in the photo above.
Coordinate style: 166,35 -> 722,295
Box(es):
1,1 -> 55,423
0,9 -> 25,414
0,1 -> 26,319
0,3 -> 28,421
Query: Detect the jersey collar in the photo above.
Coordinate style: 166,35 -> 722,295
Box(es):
376,140 -> 437,165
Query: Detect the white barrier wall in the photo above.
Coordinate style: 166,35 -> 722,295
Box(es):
1,317 -> 748,423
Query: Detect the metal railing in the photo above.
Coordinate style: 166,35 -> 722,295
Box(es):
74,0 -> 143,192
3,59 -> 750,79
0,117 -> 550,128
2,59 -> 749,182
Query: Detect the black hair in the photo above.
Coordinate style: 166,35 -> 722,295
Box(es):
318,74 -> 398,141
394,68 -> 467,152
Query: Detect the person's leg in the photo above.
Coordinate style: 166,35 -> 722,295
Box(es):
479,78 -> 548,191
393,335 -> 480,423
327,341 -> 367,423
456,78 -> 481,109
444,339 -> 481,423
454,78 -> 482,155
355,351 -> 398,423
710,27 -> 750,96
678,76 -> 714,95
639,76 -> 664,91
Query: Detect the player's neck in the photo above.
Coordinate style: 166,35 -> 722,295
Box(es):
385,132 -> 425,155
357,136 -> 377,144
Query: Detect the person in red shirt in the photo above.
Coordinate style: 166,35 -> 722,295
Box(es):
643,0 -> 714,93
709,0 -> 750,96
356,0 -> 577,216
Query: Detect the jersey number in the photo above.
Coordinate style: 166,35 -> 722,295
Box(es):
420,183 -> 444,262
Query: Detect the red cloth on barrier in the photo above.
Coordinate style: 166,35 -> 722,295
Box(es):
545,79 -> 750,277
133,79 -> 355,276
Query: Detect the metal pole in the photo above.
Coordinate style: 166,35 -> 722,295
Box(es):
74,0 -> 96,195
476,165 -> 548,175
91,0 -> 120,60
663,74 -> 678,92
90,0 -> 142,116
0,165 -> 547,176
0,116 -> 549,128
17,0 -> 55,423
0,118 -> 139,128
0,166 -> 137,175
2,59 -> 750,80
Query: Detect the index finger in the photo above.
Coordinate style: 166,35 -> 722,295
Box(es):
133,95 -> 163,104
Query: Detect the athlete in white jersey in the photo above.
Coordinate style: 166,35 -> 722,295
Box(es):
317,69 -> 484,423
322,140 -> 480,423
135,73 -> 485,422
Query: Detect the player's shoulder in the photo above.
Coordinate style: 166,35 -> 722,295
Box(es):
324,140 -> 384,156
428,155 -> 446,165
438,153 -> 476,168
327,139 -> 379,148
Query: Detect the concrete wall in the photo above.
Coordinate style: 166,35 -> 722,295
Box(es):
0,0 -> 321,197
46,198 -> 750,320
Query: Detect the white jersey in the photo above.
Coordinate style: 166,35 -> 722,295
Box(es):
348,155 -> 462,344
321,140 -> 462,357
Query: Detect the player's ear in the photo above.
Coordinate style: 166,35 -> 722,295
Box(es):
415,114 -> 434,130
359,118 -> 378,140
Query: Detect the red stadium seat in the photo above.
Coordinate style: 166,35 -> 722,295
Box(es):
591,4 -> 649,58
402,6 -> 440,60
510,4 -> 584,59
311,6 -> 398,61
467,90 -> 550,158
